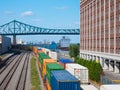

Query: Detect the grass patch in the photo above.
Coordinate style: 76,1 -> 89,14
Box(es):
31,57 -> 41,90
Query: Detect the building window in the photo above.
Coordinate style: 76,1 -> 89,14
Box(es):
116,27 -> 120,33
119,3 -> 120,10
119,15 -> 120,21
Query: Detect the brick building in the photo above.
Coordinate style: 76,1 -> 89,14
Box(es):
80,0 -> 120,73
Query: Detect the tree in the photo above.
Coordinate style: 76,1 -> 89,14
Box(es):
74,57 -> 103,82
69,44 -> 79,58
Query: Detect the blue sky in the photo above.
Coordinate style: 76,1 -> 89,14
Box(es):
0,0 -> 80,43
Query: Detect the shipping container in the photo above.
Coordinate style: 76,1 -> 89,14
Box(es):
66,63 -> 88,84
42,59 -> 56,77
49,51 -> 58,60
39,55 -> 50,64
38,52 -> 49,61
51,70 -> 80,90
33,47 -> 37,54
38,52 -> 46,57
59,59 -> 73,69
46,79 -> 51,90
37,49 -> 43,53
43,48 -> 51,56
46,63 -> 64,84
100,85 -> 120,90
40,48 -> 45,53
38,54 -> 50,70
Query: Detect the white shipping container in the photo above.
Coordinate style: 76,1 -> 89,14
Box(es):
41,48 -> 50,56
100,85 -> 120,90
66,63 -> 88,84
49,51 -> 57,60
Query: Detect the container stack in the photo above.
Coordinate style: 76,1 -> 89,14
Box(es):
49,51 -> 58,61
66,63 -> 89,84
42,59 -> 56,78
59,59 -> 74,69
46,63 -> 64,85
51,70 -> 80,90
35,47 -> 83,90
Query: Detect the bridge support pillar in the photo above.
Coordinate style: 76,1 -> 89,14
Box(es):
13,35 -> 16,45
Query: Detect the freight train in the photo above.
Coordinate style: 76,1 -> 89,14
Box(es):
33,46 -> 89,90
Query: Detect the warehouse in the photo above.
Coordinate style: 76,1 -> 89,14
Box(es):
0,36 -> 11,54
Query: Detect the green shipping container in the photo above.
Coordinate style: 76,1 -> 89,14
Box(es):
46,63 -> 64,85
38,52 -> 46,58
39,55 -> 50,70
38,52 -> 46,61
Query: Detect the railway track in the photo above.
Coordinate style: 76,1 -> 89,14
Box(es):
0,54 -> 15,68
0,55 -> 18,74
0,51 -> 31,90
16,52 -> 30,90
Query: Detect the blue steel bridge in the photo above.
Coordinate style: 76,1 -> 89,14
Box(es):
0,20 -> 80,44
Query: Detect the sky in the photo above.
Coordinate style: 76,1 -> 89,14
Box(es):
0,0 -> 80,43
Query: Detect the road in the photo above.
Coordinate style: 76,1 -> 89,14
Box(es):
103,70 -> 120,84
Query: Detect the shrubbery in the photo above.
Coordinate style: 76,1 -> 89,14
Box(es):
69,44 -> 79,58
75,57 -> 103,82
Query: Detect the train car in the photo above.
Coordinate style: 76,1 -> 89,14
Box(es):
37,49 -> 43,53
33,47 -> 37,54
41,48 -> 51,56
46,63 -> 64,85
59,59 -> 74,69
66,63 -> 89,84
46,79 -> 51,90
49,51 -> 58,61
37,48 -> 83,90
42,59 -> 56,79
38,54 -> 50,71
51,70 -> 81,90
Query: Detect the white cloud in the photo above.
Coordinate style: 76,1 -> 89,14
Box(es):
21,11 -> 33,17
55,6 -> 68,10
4,11 -> 13,14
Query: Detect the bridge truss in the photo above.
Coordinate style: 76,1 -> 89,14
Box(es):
0,20 -> 80,35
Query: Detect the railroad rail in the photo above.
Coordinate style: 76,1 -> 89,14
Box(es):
0,51 -> 31,90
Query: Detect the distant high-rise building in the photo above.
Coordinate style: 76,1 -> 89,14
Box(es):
80,0 -> 120,70
59,36 -> 70,48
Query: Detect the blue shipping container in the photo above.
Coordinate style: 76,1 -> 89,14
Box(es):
51,70 -> 81,90
59,59 -> 73,63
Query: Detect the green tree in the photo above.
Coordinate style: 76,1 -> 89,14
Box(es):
73,57 -> 103,82
69,44 -> 79,58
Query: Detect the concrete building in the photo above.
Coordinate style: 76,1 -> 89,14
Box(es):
80,0 -> 120,73
59,36 -> 70,48
0,36 -> 11,54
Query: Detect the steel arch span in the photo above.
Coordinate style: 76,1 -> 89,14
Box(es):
0,20 -> 80,35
